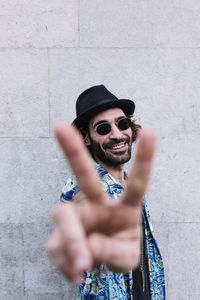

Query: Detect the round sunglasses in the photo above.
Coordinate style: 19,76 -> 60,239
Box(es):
94,117 -> 132,136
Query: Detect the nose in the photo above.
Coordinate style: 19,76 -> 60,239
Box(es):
109,124 -> 124,139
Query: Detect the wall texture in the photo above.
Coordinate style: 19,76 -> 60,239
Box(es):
0,1 -> 200,299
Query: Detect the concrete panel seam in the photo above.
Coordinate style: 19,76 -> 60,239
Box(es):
22,224 -> 26,297
1,46 -> 200,51
152,221 -> 200,224
0,136 -> 54,139
47,49 -> 51,137
78,0 -> 80,47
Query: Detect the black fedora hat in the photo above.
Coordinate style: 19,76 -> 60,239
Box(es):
73,85 -> 135,128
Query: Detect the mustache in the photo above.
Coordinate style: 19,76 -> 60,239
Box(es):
103,137 -> 130,149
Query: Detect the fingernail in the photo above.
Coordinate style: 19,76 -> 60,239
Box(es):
73,257 -> 89,272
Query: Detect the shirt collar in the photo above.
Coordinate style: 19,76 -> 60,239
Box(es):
95,162 -> 127,188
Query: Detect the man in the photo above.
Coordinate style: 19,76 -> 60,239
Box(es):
47,85 -> 165,299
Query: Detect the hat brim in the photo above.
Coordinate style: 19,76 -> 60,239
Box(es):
73,99 -> 135,129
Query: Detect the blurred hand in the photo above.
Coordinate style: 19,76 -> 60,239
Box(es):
46,122 -> 155,284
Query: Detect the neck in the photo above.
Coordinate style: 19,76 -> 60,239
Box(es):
97,160 -> 126,188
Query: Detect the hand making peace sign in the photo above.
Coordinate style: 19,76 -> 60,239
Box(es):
46,121 -> 155,284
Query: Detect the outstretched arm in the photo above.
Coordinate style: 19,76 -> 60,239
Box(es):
46,121 -> 155,284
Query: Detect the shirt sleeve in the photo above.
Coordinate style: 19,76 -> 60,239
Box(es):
60,175 -> 80,203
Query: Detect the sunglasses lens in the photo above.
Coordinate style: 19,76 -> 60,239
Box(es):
96,123 -> 111,135
118,118 -> 131,130
95,118 -> 131,135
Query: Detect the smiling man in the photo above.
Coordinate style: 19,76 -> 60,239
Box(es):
87,109 -> 132,167
47,85 -> 165,299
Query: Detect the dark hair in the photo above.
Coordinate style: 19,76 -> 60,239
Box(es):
130,117 -> 142,142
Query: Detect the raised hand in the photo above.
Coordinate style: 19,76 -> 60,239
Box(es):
46,121 -> 155,284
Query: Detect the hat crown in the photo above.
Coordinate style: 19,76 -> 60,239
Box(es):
76,85 -> 117,117
73,84 -> 135,128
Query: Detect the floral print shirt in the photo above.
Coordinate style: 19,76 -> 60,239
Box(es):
60,163 -> 165,300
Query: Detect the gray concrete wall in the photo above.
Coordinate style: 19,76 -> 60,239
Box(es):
0,1 -> 200,299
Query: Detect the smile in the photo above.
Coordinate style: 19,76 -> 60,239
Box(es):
111,143 -> 125,150
108,142 -> 127,152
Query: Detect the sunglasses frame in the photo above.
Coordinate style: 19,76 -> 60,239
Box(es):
94,117 -> 132,136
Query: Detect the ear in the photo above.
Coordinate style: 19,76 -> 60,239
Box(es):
84,133 -> 91,146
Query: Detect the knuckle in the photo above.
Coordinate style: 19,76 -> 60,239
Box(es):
46,229 -> 62,257
52,204 -> 63,219
46,239 -> 59,257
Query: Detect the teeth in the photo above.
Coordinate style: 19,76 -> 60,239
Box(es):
112,143 -> 125,149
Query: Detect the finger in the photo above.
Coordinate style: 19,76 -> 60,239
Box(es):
50,203 -> 93,282
75,203 -> 141,235
54,121 -> 105,204
88,232 -> 142,273
46,227 -> 81,283
73,191 -> 88,205
122,129 -> 155,205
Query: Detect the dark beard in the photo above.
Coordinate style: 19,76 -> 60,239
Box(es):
89,136 -> 132,167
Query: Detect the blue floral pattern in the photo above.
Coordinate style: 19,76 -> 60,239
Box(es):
60,163 -> 165,299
